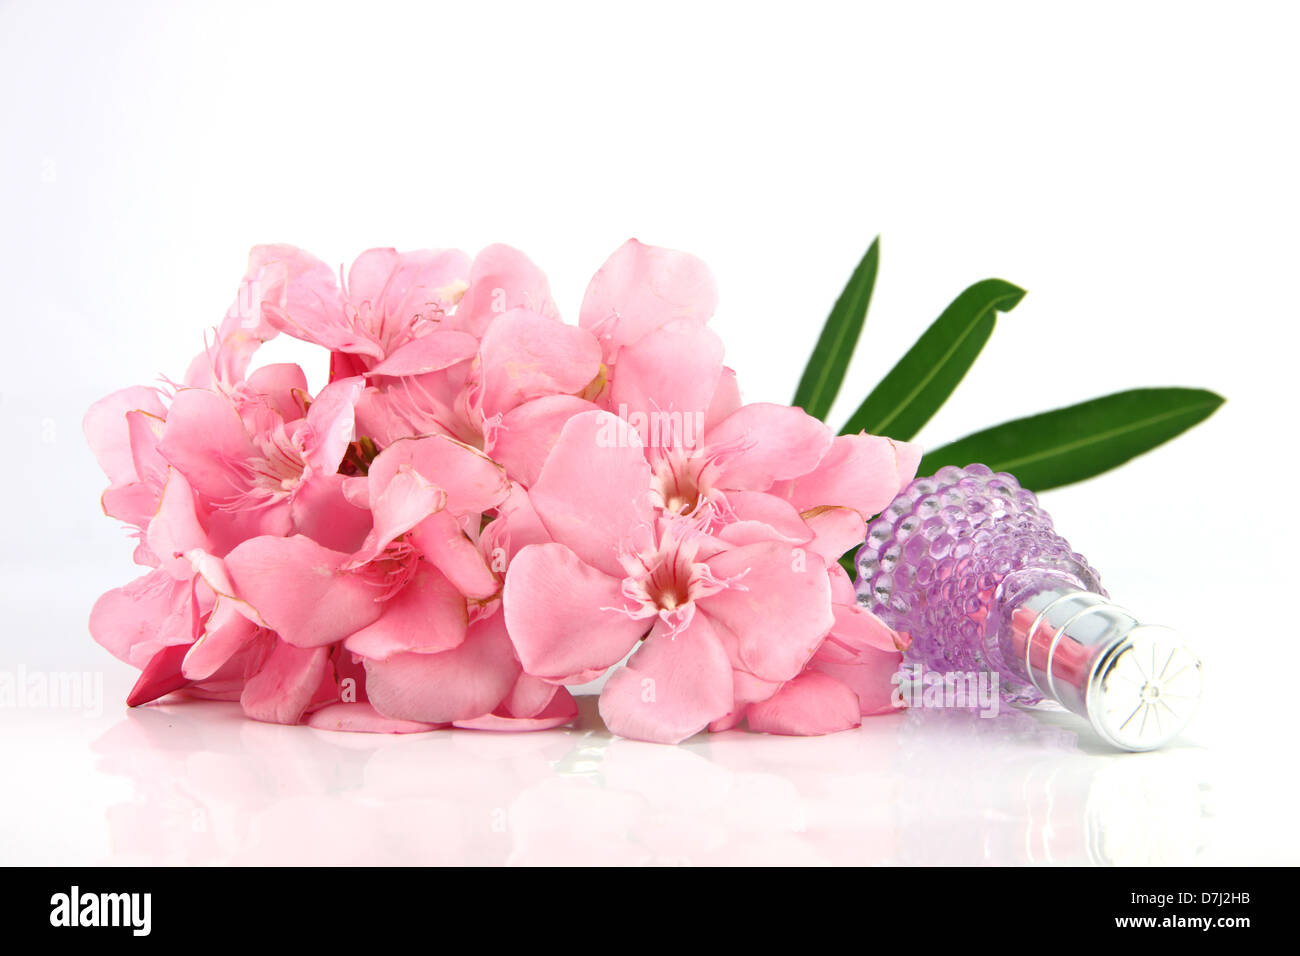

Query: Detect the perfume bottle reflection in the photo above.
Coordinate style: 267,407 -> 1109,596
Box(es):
892,706 -> 1210,864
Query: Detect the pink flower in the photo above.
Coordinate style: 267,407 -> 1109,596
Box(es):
740,563 -> 910,735
580,238 -> 720,359
252,243 -> 605,497
217,435 -> 568,726
87,236 -> 920,743
182,244 -> 302,391
156,373 -> 367,553
495,238 -> 921,741
253,244 -> 476,378
352,244 -> 603,463
88,466 -> 238,707
502,411 -> 841,743
84,385 -> 170,553
576,239 -> 916,552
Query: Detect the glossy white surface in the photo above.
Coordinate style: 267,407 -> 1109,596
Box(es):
2,652 -> 1292,866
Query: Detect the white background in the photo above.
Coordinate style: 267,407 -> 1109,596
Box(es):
1,0 -> 1296,864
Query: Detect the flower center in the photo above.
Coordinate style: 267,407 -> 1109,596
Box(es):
648,446 -> 713,516
617,516 -> 735,632
246,429 -> 307,499
644,553 -> 694,611
353,539 -> 421,602
215,423 -> 309,513
348,279 -> 464,360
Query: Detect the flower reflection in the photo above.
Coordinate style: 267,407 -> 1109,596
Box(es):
92,697 -> 1211,865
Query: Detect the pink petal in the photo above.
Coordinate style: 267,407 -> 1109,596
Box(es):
126,642 -> 194,707
808,645 -> 905,716
185,328 -> 263,391
353,380 -> 459,448
240,641 -> 331,725
182,600 -> 260,680
827,562 -> 855,603
366,434 -> 509,517
801,505 -> 867,563
225,535 -> 384,647
598,615 -> 734,744
715,490 -> 813,548
708,711 -> 746,733
126,410 -> 168,490
503,542 -> 647,683
307,701 -> 445,734
502,673 -> 561,718
817,603 -> 903,657
90,570 -> 194,668
347,247 -> 470,330
158,387 -> 258,501
184,630 -> 272,701
225,245 -> 303,341
186,549 -> 262,623
701,541 -> 833,682
145,469 -> 211,580
528,410 -> 653,577
99,406 -> 166,528
205,497 -> 294,557
745,671 -> 862,736
894,438 -> 922,484
342,248 -> 408,311
185,250 -> 289,386
453,687 -> 579,731
775,433 -> 920,517
363,614 -> 520,724
579,239 -> 718,351
453,243 -> 559,337
732,666 -> 784,707
84,386 -> 167,487
608,320 -> 724,446
475,308 -> 602,420
290,473 -> 373,553
183,554 -> 271,680
301,375 -> 363,474
256,246 -> 367,355
101,482 -> 160,531
705,366 -> 742,430
481,482 -> 550,564
409,508 -> 499,601
369,329 -> 479,376
354,465 -> 447,563
245,363 -> 309,422
489,394 -> 598,488
344,561 -> 468,660
706,403 -> 833,492
706,617 -> 784,706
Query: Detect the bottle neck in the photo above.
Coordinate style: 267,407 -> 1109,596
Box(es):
996,574 -> 1133,714
988,569 -> 1201,751
979,568 -> 1091,697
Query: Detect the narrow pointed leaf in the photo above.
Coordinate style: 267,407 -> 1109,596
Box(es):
839,278 -> 1025,440
918,388 -> 1224,491
792,237 -> 880,421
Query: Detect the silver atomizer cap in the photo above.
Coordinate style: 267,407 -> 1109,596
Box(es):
1087,625 -> 1203,751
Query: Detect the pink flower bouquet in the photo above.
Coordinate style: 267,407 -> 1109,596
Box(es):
87,240 -> 921,743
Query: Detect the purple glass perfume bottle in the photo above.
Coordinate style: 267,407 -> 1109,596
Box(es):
856,464 -> 1202,751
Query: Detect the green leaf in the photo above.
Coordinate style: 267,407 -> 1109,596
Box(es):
838,549 -> 857,579
918,388 -> 1225,491
792,237 -> 880,421
839,278 -> 1026,440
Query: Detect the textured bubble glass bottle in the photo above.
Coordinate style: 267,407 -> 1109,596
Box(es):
855,464 -> 1202,751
